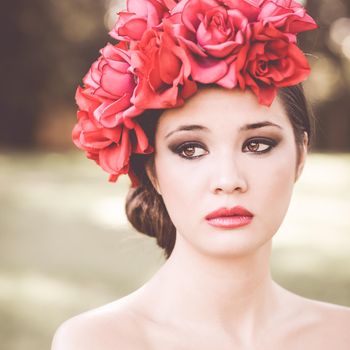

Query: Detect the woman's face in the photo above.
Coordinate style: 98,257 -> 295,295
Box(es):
149,86 -> 307,258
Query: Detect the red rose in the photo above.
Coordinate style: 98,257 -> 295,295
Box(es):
237,22 -> 311,106
109,0 -> 170,42
72,94 -> 153,185
130,22 -> 197,109
80,42 -> 144,128
258,0 -> 318,42
169,0 -> 250,88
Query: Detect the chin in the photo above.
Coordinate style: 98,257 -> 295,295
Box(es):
190,228 -> 273,259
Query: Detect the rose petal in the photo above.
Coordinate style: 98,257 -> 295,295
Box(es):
99,127 -> 131,174
216,60 -> 238,88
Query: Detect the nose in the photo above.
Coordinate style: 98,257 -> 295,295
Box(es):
210,154 -> 248,195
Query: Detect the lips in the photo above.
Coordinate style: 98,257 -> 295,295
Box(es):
205,206 -> 253,220
205,206 -> 254,229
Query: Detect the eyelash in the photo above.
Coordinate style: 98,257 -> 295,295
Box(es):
174,138 -> 278,160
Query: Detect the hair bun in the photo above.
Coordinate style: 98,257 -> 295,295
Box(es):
125,182 -> 176,259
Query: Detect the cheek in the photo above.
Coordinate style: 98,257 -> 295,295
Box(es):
154,154 -> 202,230
254,152 -> 296,233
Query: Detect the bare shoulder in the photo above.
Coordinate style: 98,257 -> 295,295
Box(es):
51,295 -> 149,350
305,297 -> 350,325
290,296 -> 350,349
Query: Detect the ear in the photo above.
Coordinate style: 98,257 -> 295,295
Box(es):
145,159 -> 162,195
295,132 -> 308,183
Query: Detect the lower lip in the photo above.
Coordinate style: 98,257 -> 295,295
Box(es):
206,216 -> 253,229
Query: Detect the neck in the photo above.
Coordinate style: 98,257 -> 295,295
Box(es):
137,235 -> 282,339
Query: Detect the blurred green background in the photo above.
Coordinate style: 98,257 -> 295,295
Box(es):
0,0 -> 350,349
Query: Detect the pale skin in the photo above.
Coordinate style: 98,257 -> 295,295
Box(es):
52,87 -> 350,350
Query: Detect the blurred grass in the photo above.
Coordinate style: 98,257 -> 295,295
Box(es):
0,151 -> 349,350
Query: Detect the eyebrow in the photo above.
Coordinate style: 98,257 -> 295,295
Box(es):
165,121 -> 282,139
239,121 -> 283,131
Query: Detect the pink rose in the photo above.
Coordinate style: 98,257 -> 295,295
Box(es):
80,42 -> 144,128
109,0 -> 170,42
169,0 -> 250,88
258,0 -> 318,42
237,22 -> 311,106
172,0 -> 263,19
72,96 -> 153,186
161,0 -> 181,10
130,22 -> 198,109
220,0 -> 265,21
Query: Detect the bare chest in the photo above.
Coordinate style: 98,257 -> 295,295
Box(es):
136,321 -> 350,350
139,333 -> 349,350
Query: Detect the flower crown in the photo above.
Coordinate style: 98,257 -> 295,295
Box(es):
72,0 -> 317,187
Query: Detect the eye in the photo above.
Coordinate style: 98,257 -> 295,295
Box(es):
175,142 -> 208,159
243,138 -> 277,154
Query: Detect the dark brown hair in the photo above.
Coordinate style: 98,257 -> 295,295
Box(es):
125,84 -> 315,259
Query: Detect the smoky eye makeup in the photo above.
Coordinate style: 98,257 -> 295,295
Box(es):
167,139 -> 208,159
166,132 -> 283,160
242,129 -> 283,145
242,137 -> 280,155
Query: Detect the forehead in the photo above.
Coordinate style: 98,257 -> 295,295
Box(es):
156,86 -> 290,136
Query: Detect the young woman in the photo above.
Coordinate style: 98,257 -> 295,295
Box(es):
52,1 -> 350,349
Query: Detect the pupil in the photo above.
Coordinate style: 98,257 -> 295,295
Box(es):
249,142 -> 259,151
185,147 -> 195,156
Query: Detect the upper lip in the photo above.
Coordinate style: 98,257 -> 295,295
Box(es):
205,206 -> 253,220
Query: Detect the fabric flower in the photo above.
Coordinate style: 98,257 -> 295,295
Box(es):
109,0 -> 170,42
169,0 -> 250,88
258,0 -> 318,42
161,0 -> 181,11
219,0 -> 264,22
80,42 -> 144,128
72,93 -> 153,186
237,22 -> 311,106
130,22 -> 198,109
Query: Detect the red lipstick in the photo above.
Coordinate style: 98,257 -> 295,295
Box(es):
205,206 -> 254,229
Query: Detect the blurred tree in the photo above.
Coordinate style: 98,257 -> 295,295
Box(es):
305,0 -> 350,151
0,0 -> 108,149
